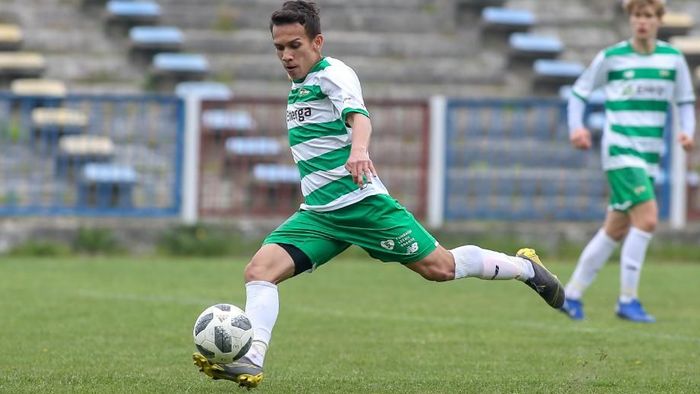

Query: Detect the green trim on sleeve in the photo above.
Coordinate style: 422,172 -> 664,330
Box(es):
341,107 -> 370,124
571,89 -> 588,102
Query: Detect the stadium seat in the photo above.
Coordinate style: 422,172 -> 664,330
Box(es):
31,108 -> 88,151
532,59 -> 584,90
129,26 -> 184,63
0,23 -> 22,50
509,33 -> 563,61
456,0 -> 506,10
0,52 -> 46,80
11,78 -> 67,98
670,36 -> 700,67
224,137 -> 282,167
481,7 -> 535,33
659,12 -> 694,40
77,163 -> 137,209
104,1 -> 161,35
250,164 -> 301,213
150,53 -> 209,89
201,108 -> 255,133
55,135 -> 115,178
175,81 -> 232,100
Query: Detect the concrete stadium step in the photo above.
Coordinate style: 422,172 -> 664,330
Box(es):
160,3 -> 444,33
0,0 -> 143,91
207,54 -> 505,85
183,29 -> 481,59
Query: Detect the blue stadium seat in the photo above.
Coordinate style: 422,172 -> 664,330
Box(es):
106,1 -> 161,20
509,33 -> 563,59
105,1 -> 161,35
225,137 -> 282,166
129,26 -> 183,50
533,59 -> 584,88
253,164 -> 300,183
77,163 -> 137,209
153,53 -> 209,74
175,81 -> 232,100
482,7 -> 535,32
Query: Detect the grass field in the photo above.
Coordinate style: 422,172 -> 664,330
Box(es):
1,255 -> 698,393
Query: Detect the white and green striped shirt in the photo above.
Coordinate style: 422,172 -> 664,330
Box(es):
286,57 -> 388,212
572,40 -> 695,178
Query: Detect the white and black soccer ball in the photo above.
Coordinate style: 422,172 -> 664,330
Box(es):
193,304 -> 253,364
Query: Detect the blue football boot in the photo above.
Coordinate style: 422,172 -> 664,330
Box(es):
616,299 -> 656,323
559,298 -> 584,321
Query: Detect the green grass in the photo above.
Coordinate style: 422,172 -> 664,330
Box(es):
1,256 -> 698,393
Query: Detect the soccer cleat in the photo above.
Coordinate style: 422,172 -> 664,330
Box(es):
616,299 -> 656,323
559,297 -> 585,320
516,248 -> 565,309
193,353 -> 264,389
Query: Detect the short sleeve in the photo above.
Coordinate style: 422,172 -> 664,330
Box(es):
319,64 -> 369,123
571,51 -> 607,101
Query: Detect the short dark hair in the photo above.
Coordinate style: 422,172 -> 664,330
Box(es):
269,1 -> 321,39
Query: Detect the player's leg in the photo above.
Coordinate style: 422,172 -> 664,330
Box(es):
560,210 -> 629,320
193,244 -> 298,387
194,210 -> 349,387
617,198 -> 657,322
406,244 -> 564,308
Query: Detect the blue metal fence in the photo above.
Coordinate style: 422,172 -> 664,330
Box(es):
443,98 -> 671,221
0,93 -> 184,217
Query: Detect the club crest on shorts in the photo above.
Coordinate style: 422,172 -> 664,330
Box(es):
380,240 -> 395,250
407,242 -> 419,254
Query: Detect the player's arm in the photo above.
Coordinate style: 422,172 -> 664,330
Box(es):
568,51 -> 606,150
675,55 -> 697,152
678,103 -> 696,151
345,112 -> 377,187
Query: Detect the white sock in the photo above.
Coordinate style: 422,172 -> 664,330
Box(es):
242,281 -> 279,367
620,227 -> 652,303
565,229 -> 617,300
451,245 -> 534,281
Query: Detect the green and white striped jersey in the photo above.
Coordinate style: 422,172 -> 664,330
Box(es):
286,56 -> 388,212
572,40 -> 695,178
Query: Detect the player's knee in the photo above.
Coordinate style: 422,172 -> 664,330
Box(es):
418,264 -> 454,282
244,261 -> 267,282
635,218 -> 657,233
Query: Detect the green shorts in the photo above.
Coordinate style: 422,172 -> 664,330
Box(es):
606,167 -> 655,212
263,194 -> 438,268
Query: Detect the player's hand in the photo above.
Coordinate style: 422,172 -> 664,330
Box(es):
678,133 -> 695,152
570,127 -> 592,150
345,148 -> 377,188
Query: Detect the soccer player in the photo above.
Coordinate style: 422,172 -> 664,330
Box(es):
193,1 -> 564,388
561,0 -> 696,322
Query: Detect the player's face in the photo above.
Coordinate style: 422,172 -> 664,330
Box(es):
629,5 -> 660,41
272,23 -> 323,81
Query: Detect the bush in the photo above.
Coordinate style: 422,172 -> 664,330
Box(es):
158,225 -> 233,257
8,241 -> 71,257
73,228 -> 123,255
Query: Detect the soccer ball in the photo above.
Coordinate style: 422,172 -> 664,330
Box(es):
193,304 -> 253,364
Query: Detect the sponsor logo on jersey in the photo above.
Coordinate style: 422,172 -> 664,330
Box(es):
287,107 -> 312,122
299,88 -> 310,96
380,240 -> 395,250
623,70 -> 635,79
